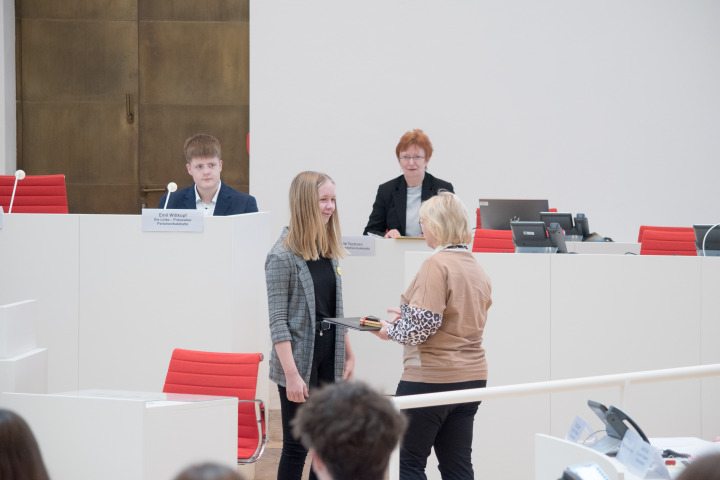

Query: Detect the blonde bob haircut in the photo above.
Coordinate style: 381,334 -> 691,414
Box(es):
418,191 -> 472,246
285,171 -> 347,261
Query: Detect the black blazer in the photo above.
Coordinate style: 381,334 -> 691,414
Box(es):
158,182 -> 258,216
363,173 -> 454,236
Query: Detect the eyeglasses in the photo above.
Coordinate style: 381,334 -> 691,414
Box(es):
418,218 -> 424,227
399,155 -> 425,162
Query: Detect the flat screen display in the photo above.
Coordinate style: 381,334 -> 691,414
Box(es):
540,212 -> 574,233
478,199 -> 549,230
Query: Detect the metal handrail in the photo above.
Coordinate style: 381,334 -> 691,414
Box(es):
388,363 -> 720,480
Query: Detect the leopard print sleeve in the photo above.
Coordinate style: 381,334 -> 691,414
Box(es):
386,303 -> 443,346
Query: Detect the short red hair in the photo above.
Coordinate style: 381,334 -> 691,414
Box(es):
395,129 -> 433,162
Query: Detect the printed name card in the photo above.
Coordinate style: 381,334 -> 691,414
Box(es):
616,429 -> 669,479
342,235 -> 375,256
142,209 -> 204,232
566,415 -> 593,443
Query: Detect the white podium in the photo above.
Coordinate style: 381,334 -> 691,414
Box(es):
0,389 -> 238,480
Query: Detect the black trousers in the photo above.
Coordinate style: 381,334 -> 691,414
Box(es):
396,379 -> 486,480
276,325 -> 336,480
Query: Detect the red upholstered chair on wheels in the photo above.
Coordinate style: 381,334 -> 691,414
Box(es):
0,174 -> 68,213
163,348 -> 267,464
638,226 -> 696,256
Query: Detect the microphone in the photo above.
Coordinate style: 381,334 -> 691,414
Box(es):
547,222 -> 568,253
575,213 -> 590,238
163,182 -> 177,209
8,170 -> 26,214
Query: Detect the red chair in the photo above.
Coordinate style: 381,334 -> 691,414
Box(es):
163,348 -> 267,464
639,227 -> 696,256
472,228 -> 515,253
637,225 -> 693,243
0,174 -> 68,213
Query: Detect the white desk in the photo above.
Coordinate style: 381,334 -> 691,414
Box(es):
566,241 -> 641,255
0,389 -> 238,480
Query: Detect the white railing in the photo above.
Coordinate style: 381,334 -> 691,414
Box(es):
388,363 -> 720,480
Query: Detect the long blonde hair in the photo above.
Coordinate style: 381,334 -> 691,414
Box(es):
284,171 -> 347,260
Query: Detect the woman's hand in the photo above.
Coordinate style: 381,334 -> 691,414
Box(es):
385,229 -> 401,239
343,333 -> 355,380
343,354 -> 355,380
373,318 -> 392,341
285,372 -> 309,403
387,307 -> 401,323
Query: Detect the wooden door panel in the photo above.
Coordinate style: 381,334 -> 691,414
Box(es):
22,103 -> 137,184
21,20 -> 138,102
140,1 -> 248,22
139,104 -> 249,210
139,21 -> 248,105
18,6 -> 138,214
20,0 -> 137,20
67,185 -> 140,214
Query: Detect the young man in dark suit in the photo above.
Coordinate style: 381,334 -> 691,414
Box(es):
159,133 -> 258,216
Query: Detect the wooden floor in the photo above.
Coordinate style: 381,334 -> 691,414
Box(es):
239,408 -> 313,480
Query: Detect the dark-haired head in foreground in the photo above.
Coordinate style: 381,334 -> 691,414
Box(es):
173,462 -> 245,480
0,409 -> 50,480
293,381 -> 407,480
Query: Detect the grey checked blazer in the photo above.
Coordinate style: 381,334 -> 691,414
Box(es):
265,228 -> 347,387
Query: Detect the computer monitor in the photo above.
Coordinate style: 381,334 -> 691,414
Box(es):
693,224 -> 720,256
478,199 -> 549,230
510,221 -> 567,253
540,212 -> 583,241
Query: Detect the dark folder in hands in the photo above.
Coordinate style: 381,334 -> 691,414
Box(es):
322,316 -> 382,332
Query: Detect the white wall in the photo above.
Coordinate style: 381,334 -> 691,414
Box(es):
1,0 -> 16,175
250,0 -> 720,242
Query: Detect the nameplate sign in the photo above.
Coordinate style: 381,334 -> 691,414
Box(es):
342,236 -> 375,256
616,429 -> 668,479
565,415 -> 592,443
142,209 -> 204,232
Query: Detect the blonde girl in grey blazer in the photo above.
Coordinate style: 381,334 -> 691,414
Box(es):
265,171 -> 355,480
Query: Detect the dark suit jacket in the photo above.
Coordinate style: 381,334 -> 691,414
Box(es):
158,182 -> 258,216
363,172 -> 454,236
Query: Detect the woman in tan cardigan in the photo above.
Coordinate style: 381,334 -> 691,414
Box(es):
375,191 -> 492,480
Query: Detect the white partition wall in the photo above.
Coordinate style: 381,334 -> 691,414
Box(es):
0,213 -> 273,409
0,214 -> 80,391
550,255 -> 703,440
701,258 -> 720,440
78,212 -> 272,400
389,251 -> 720,480
0,390 -> 238,480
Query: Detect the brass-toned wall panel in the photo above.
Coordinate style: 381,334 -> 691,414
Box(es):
22,20 -> 138,102
139,21 -> 248,105
140,1 -> 248,22
139,104 -> 249,189
22,102 -> 138,184
19,0 -> 137,21
67,184 -> 139,214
